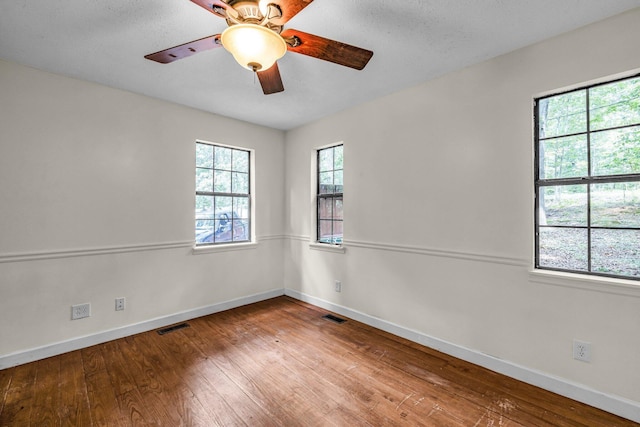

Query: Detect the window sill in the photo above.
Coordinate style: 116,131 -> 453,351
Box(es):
529,269 -> 640,298
192,242 -> 258,255
309,242 -> 346,253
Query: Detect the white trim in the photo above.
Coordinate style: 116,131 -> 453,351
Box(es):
285,289 -> 640,423
0,236 -> 290,262
309,242 -> 345,253
0,289 -> 284,370
344,239 -> 527,266
286,235 -> 528,267
0,240 -> 193,263
529,269 -> 640,298
192,241 -> 258,254
257,234 -> 287,242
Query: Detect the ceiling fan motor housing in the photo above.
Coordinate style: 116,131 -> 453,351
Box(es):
225,0 -> 283,33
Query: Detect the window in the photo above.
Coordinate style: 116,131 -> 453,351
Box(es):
535,74 -> 640,280
317,145 -> 343,244
195,142 -> 250,245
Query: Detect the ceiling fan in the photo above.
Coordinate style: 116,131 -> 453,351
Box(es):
144,0 -> 374,94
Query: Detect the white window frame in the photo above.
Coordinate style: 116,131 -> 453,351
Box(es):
534,72 -> 640,282
193,140 -> 256,253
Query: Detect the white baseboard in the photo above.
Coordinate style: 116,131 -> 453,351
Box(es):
0,288 -> 284,370
285,289 -> 640,423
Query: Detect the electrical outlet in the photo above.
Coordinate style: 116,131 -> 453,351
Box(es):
71,303 -> 91,320
115,297 -> 125,311
335,280 -> 342,292
573,340 -> 591,362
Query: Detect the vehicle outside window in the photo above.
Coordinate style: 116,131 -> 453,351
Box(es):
195,211 -> 248,243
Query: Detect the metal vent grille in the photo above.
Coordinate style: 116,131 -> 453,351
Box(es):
157,323 -> 190,335
322,314 -> 346,324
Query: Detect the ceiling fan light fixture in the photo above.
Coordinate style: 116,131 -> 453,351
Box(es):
221,23 -> 287,72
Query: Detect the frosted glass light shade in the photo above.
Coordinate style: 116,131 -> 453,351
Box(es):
221,24 -> 287,72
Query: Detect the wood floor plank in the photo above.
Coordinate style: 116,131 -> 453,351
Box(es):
58,351 -> 92,426
101,339 -> 174,425
1,362 -> 37,426
124,332 -> 216,426
0,296 -> 637,426
83,363 -> 128,427
81,345 -> 106,378
29,356 -> 61,426
0,367 -> 14,418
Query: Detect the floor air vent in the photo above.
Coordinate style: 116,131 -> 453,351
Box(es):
157,323 -> 190,335
322,314 -> 346,324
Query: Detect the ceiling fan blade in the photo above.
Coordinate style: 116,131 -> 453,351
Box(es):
189,0 -> 230,18
257,63 -> 285,94
281,29 -> 373,70
145,35 -> 222,64
269,0 -> 314,25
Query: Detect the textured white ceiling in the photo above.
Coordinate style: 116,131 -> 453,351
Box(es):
1,1 -> 639,130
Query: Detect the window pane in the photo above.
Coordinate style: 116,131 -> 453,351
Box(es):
318,220 -> 334,243
333,197 -> 343,220
232,149 -> 249,173
318,197 -> 333,220
319,172 -> 334,194
214,146 -> 232,170
195,219 -> 214,235
195,223 -> 214,244
539,135 -> 587,179
214,170 -> 232,193
332,220 -> 343,244
538,227 -> 588,271
214,196 -> 232,212
592,229 -> 640,278
195,168 -> 213,192
232,220 -> 248,241
233,197 -> 249,219
591,183 -> 640,227
232,172 -> 249,194
589,77 -> 640,131
196,143 -> 213,168
540,185 -> 587,226
334,170 -> 343,193
214,219 -> 231,243
538,91 -> 587,139
195,195 -> 213,215
334,145 -> 343,169
319,148 -> 333,172
591,126 -> 640,176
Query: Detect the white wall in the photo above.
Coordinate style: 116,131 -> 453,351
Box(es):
284,7 -> 640,411
0,59 -> 285,357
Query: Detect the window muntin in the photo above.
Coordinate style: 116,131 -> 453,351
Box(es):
195,143 -> 250,245
317,145 -> 343,244
535,75 -> 640,280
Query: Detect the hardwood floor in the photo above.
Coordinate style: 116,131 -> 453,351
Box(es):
0,296 -> 637,426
